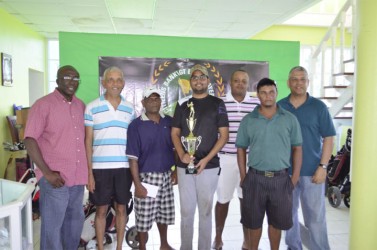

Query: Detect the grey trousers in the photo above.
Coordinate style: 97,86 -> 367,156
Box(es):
177,167 -> 219,250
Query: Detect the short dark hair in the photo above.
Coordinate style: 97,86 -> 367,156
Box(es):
289,66 -> 308,76
256,78 -> 277,92
230,69 -> 248,81
57,65 -> 78,78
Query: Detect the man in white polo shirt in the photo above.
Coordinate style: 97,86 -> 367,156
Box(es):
213,70 -> 259,250
85,66 -> 135,250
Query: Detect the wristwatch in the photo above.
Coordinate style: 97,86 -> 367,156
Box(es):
319,163 -> 327,169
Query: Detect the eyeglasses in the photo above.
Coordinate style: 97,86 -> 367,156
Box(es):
191,75 -> 208,81
59,76 -> 81,83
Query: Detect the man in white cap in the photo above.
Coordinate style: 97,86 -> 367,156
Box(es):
171,64 -> 229,250
127,86 -> 177,250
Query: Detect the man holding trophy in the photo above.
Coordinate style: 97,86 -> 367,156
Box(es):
171,64 -> 229,250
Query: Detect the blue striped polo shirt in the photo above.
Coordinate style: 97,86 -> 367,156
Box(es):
85,95 -> 135,169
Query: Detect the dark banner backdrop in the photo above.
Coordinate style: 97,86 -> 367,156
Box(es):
99,57 -> 268,116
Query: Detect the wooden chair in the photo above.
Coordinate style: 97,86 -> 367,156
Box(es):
6,115 -> 20,143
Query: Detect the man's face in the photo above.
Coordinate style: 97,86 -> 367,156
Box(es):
56,67 -> 80,100
288,70 -> 309,96
102,70 -> 125,96
230,71 -> 249,97
142,93 -> 161,114
190,70 -> 209,95
257,85 -> 277,108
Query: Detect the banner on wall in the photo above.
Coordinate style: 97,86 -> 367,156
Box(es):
99,57 -> 269,116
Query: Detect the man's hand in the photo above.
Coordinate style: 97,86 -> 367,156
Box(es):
312,167 -> 327,184
180,153 -> 192,164
291,175 -> 299,187
45,171 -> 65,188
171,169 -> 178,185
87,173 -> 95,193
134,184 -> 148,198
195,157 -> 209,175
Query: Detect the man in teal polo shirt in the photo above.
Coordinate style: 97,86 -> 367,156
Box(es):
279,66 -> 335,250
236,78 -> 303,250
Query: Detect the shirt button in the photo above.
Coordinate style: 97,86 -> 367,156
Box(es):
77,149 -> 80,152
76,138 -> 79,140
77,160 -> 80,163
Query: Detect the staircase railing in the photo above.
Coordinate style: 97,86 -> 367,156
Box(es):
309,0 -> 356,119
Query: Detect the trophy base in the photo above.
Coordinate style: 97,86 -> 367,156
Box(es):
186,168 -> 197,174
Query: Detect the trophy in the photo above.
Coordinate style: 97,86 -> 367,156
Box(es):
181,102 -> 202,174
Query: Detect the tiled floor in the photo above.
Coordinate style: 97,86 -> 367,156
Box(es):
33,186 -> 350,249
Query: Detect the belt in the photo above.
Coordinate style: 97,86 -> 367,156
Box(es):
250,168 -> 287,177
219,151 -> 236,155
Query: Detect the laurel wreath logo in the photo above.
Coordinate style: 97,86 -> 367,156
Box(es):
203,62 -> 225,97
151,61 -> 171,84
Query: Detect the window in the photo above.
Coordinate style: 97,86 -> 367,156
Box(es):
47,40 -> 60,93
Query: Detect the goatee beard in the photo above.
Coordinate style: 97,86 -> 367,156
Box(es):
192,88 -> 208,95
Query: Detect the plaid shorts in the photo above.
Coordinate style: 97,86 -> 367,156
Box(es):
134,171 -> 175,232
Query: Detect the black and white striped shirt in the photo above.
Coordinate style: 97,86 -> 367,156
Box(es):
220,92 -> 259,154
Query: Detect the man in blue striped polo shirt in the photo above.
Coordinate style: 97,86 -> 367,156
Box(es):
85,66 -> 135,250
212,70 -> 259,250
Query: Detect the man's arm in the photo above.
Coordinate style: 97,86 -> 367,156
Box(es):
129,158 -> 147,198
237,147 -> 247,184
85,126 -> 95,192
195,126 -> 229,174
291,145 -> 303,186
24,137 -> 65,188
171,127 -> 191,164
312,136 -> 334,184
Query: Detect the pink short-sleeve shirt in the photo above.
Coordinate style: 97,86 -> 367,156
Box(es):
24,89 -> 88,186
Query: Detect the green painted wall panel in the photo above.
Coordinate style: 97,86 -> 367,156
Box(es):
59,32 -> 299,104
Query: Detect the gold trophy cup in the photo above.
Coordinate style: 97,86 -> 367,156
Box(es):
181,102 -> 202,174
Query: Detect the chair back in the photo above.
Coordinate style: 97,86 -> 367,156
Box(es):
6,115 -> 20,143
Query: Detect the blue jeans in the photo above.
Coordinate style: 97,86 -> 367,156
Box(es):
177,167 -> 219,250
39,177 -> 85,250
285,176 -> 330,250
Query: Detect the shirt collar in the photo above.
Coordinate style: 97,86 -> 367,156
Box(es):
141,111 -> 165,121
285,92 -> 312,107
225,92 -> 253,103
250,104 -> 285,118
53,89 -> 77,103
99,94 -> 125,102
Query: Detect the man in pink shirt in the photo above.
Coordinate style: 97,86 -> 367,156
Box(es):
24,65 -> 88,250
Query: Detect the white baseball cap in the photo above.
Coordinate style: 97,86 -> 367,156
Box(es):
143,86 -> 161,98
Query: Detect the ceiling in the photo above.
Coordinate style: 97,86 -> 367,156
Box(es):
1,0 -> 343,40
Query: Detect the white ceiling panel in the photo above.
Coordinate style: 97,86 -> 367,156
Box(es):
22,15 -> 73,25
0,0 -> 341,40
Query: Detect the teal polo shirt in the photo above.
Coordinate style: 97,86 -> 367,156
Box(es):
236,105 -> 302,171
278,94 -> 336,176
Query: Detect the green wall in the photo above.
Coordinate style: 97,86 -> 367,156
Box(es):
0,8 -> 46,177
59,32 -> 299,104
